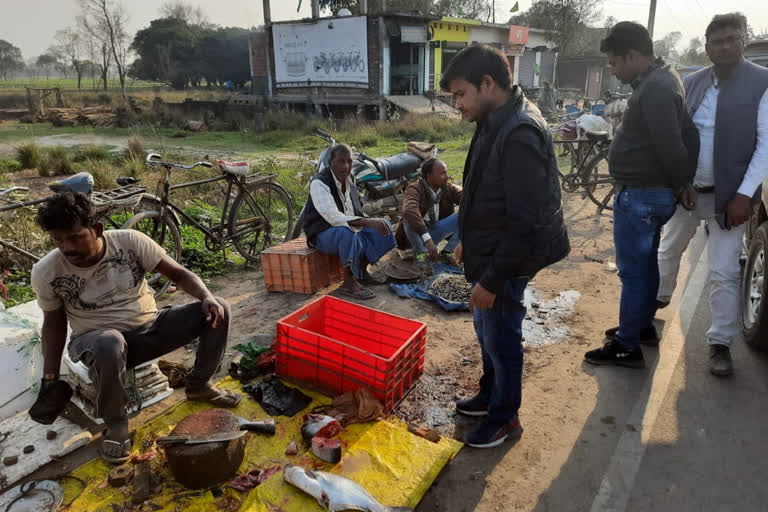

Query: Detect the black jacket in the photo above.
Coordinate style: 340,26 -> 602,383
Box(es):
608,58 -> 699,190
302,168 -> 364,245
459,87 -> 570,294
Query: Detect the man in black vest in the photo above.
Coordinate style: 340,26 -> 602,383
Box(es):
302,144 -> 396,300
657,13 -> 768,376
440,45 -> 570,448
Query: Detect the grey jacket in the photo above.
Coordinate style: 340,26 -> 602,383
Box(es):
683,58 -> 768,213
608,58 -> 699,190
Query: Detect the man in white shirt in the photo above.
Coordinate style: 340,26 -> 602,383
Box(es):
302,144 -> 396,299
656,13 -> 768,376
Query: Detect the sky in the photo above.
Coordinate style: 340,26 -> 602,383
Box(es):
2,0 -> 768,60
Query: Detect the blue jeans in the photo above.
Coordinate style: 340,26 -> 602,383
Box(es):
314,223 -> 396,279
403,213 -> 460,253
613,187 -> 677,350
473,278 -> 529,423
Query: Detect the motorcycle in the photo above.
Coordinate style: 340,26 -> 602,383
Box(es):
290,128 -> 435,240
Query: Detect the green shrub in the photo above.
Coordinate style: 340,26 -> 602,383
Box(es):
81,158 -> 119,189
39,147 -> 74,177
15,143 -> 42,170
74,145 -> 110,162
0,158 -> 22,173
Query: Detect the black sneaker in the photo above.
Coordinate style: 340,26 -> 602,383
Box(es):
605,326 -> 660,346
456,395 -> 489,417
584,340 -> 645,369
465,419 -> 523,448
709,344 -> 734,377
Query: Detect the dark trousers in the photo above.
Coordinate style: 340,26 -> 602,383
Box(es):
613,187 -> 676,350
67,298 -> 230,426
474,278 -> 529,423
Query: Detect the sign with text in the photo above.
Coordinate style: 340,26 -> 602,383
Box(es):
273,16 -> 369,88
509,25 -> 529,45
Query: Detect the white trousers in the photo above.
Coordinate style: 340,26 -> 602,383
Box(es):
657,193 -> 746,346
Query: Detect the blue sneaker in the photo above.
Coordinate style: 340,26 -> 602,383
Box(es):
455,395 -> 489,417
465,419 -> 523,449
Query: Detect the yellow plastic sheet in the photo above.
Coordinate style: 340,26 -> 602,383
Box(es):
61,377 -> 462,511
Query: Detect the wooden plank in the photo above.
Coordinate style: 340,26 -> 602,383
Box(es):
0,412 -> 91,489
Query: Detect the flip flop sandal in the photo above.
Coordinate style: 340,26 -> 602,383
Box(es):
359,273 -> 386,285
185,387 -> 243,408
100,438 -> 132,465
338,286 -> 376,300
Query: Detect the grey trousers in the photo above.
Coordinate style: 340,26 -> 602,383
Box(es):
67,298 -> 230,426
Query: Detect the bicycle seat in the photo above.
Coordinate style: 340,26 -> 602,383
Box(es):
585,130 -> 610,142
48,172 -> 94,195
116,176 -> 140,186
218,160 -> 249,176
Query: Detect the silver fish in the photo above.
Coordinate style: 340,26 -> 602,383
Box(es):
283,465 -> 413,512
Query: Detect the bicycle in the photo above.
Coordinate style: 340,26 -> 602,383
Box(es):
135,154 -> 294,294
1,179 -> 147,264
552,131 -> 616,214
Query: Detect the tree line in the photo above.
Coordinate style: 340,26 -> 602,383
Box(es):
0,0 -> 252,93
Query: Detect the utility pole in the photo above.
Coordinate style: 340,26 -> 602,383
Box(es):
647,0 -> 657,38
492,0 -> 496,23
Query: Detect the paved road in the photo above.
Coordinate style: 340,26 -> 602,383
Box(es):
532,226 -> 768,512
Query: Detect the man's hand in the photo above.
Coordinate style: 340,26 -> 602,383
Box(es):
726,193 -> 752,228
202,295 -> 225,328
454,242 -> 463,265
469,283 -> 496,311
365,218 -> 391,237
425,239 -> 438,262
676,184 -> 697,211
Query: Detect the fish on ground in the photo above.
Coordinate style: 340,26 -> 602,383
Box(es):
283,465 -> 413,512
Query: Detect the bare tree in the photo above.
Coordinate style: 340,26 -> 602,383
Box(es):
653,31 -> 682,59
80,0 -> 130,97
54,28 -> 86,89
509,0 -> 604,56
159,0 -> 209,25
79,15 -> 113,90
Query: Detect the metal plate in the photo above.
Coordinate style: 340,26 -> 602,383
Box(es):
0,480 -> 64,512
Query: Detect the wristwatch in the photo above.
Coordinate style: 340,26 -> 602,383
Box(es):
43,373 -> 59,382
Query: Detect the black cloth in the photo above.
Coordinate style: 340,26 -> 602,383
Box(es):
29,379 -> 73,425
302,167 -> 365,246
608,58 -> 699,190
242,380 -> 312,417
459,86 -> 570,294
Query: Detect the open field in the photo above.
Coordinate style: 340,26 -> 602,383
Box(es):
0,77 -> 166,90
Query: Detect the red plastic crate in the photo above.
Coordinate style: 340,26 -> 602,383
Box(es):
262,237 -> 344,294
275,296 -> 426,412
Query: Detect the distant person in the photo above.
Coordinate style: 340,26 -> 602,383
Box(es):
29,192 -> 239,464
395,158 -> 462,262
441,45 -> 569,448
301,144 -> 396,300
584,22 -> 699,369
657,12 -> 768,376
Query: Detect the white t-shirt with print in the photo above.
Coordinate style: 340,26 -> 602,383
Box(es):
31,229 -> 166,337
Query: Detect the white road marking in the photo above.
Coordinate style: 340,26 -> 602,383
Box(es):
590,245 -> 711,512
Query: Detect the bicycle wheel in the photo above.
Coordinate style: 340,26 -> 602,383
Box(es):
583,150 -> 616,212
229,182 -> 294,263
121,209 -> 182,296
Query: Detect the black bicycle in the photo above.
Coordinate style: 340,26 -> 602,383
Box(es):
0,180 -> 147,264
551,131 -> 615,214
134,154 -> 294,294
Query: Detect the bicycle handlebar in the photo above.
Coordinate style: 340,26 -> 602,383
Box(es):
145,153 -> 213,170
0,186 -> 30,197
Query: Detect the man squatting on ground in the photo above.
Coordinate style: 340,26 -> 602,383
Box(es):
28,192 -> 240,464
441,45 -> 570,448
395,158 -> 462,262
